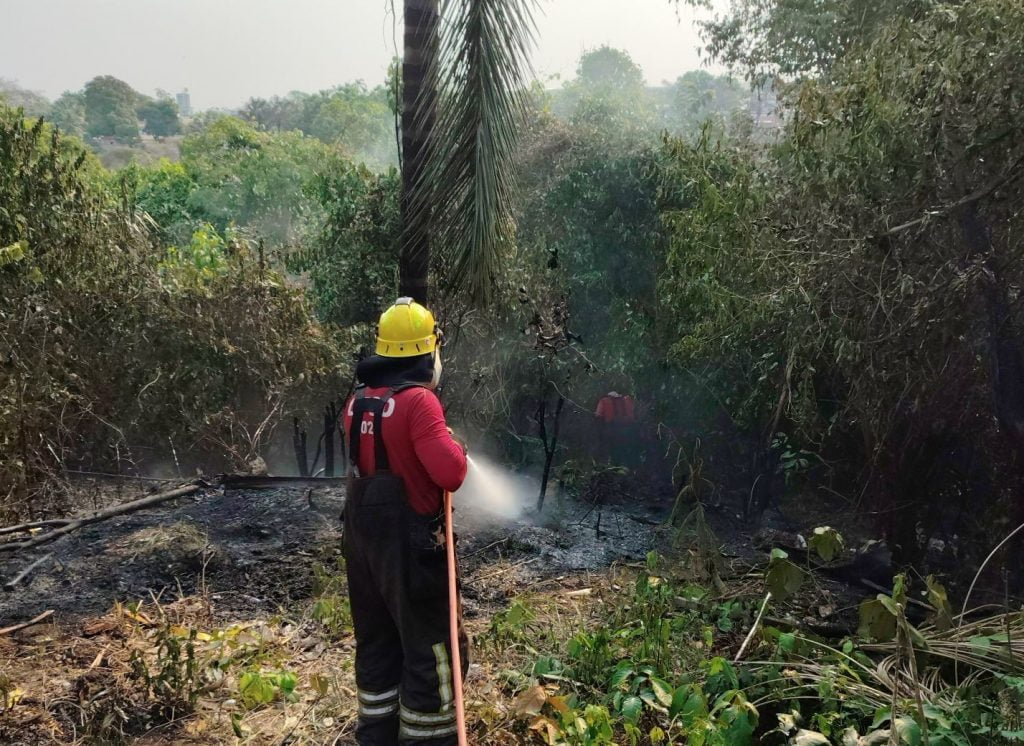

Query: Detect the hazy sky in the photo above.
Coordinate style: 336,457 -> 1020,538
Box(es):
2,0 -> 726,110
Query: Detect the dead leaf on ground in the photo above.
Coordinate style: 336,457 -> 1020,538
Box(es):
80,619 -> 117,637
184,718 -> 209,736
547,695 -> 570,714
513,685 -> 548,717
529,715 -> 560,744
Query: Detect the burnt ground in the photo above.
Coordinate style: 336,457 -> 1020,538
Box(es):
0,470 -> 890,646
0,478 -> 673,630
0,474 -> 907,745
0,482 -> 348,625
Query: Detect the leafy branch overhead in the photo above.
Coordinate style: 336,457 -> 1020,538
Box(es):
416,0 -> 538,303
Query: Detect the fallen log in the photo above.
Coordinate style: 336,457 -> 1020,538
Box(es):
3,553 -> 54,591
0,609 -> 54,636
0,482 -> 203,554
0,519 -> 71,537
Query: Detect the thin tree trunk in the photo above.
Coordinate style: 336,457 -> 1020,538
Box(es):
324,403 -> 337,478
399,0 -> 439,304
955,203 -> 1024,461
293,418 -> 309,477
537,394 -> 566,513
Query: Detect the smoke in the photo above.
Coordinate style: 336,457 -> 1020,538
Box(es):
455,454 -> 536,522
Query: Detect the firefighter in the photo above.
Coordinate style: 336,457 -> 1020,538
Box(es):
595,389 -> 636,466
343,297 -> 468,745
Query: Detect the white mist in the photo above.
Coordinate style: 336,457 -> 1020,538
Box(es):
456,454 -> 535,521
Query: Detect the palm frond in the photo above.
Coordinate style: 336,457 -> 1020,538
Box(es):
417,0 -> 538,305
748,611 -> 1024,714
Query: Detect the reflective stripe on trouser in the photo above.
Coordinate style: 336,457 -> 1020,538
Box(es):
399,706 -> 457,740
358,687 -> 400,719
398,642 -> 456,741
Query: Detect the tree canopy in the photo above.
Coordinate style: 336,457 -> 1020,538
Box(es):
240,83 -> 396,170
84,75 -> 142,141
138,97 -> 181,138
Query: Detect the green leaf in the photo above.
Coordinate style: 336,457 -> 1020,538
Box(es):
276,671 -> 297,696
673,687 -> 708,725
0,240 -> 28,268
670,686 -> 689,719
921,704 -> 952,729
239,671 -> 277,707
609,663 -> 634,689
779,632 -> 797,653
808,526 -> 844,562
894,715 -> 921,745
766,557 -> 805,601
533,655 -> 561,676
719,697 -> 758,745
650,677 -> 673,707
877,594 -> 900,616
858,598 -> 897,641
770,548 -> 789,561
680,584 -> 709,601
925,576 -> 953,632
621,695 -> 643,724
892,574 -> 907,606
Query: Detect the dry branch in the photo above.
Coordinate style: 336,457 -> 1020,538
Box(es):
735,591 -> 772,663
876,155 -> 1024,239
0,519 -> 70,536
0,483 -> 203,554
0,609 -> 54,636
3,553 -> 54,591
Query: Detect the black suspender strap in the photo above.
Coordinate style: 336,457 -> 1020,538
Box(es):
372,397 -> 388,470
347,388 -> 367,474
348,385 -> 426,475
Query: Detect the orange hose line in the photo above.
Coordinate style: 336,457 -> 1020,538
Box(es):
445,490 -> 468,746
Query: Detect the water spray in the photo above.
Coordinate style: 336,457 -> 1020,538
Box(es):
457,454 -> 535,520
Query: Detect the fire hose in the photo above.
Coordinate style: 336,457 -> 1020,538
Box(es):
444,490 -> 468,746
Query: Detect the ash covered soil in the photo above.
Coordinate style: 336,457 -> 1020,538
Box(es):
0,480 -> 672,628
0,483 -> 347,625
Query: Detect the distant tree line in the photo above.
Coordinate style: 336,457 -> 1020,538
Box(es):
0,75 -> 182,142
238,80 -> 398,171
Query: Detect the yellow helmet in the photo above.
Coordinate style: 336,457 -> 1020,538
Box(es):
375,297 -> 438,358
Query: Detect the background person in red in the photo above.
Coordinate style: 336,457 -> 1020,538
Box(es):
342,298 -> 467,745
595,389 -> 636,466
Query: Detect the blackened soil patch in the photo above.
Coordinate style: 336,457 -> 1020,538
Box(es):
0,484 -> 346,626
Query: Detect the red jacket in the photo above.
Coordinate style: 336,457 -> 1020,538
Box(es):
344,386 -> 467,515
596,394 -> 636,424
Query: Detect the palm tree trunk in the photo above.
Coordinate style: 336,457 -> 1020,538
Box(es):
399,0 -> 439,304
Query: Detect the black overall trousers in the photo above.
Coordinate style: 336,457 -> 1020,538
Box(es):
344,387 -> 468,745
